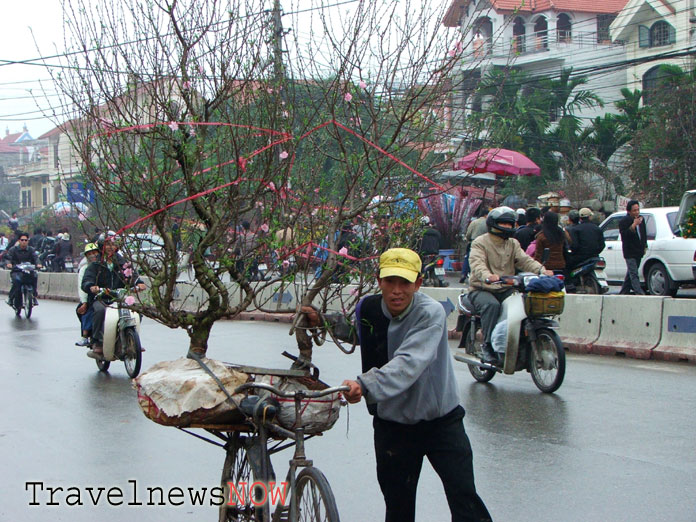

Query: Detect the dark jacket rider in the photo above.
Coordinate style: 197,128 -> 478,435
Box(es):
81,233 -> 145,356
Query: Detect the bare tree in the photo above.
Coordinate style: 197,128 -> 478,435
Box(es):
50,0 -> 463,360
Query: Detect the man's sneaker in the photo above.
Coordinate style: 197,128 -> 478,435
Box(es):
32,297 -> 38,306
75,337 -> 90,347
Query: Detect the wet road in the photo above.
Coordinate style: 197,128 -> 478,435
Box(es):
2,299 -> 695,522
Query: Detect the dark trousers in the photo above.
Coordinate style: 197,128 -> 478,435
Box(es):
469,289 -> 515,345
91,301 -> 108,344
619,257 -> 644,295
373,406 -> 491,522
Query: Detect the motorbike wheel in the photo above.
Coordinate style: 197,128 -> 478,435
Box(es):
23,287 -> 33,318
123,328 -> 143,378
529,328 -> 565,393
96,359 -> 111,372
464,325 -> 496,383
577,274 -> 600,294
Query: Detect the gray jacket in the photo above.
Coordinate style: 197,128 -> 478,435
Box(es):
335,292 -> 460,424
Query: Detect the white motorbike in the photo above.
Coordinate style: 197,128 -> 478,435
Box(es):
454,273 -> 566,393
87,288 -> 143,377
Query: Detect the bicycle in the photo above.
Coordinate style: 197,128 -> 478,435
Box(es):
181,378 -> 349,522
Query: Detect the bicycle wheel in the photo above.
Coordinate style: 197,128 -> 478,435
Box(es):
293,467 -> 340,522
529,328 -> 566,393
220,434 -> 265,522
23,286 -> 33,318
96,359 -> 111,372
122,328 -> 142,378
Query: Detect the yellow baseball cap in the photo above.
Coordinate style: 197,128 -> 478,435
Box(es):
379,248 -> 422,282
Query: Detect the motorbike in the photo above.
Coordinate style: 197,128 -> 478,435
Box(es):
8,262 -> 37,318
563,256 -> 608,294
421,254 -> 449,287
454,273 -> 566,393
85,288 -> 143,378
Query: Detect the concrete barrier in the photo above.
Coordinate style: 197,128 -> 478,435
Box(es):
652,299 -> 696,363
557,294 -> 603,353
591,295 -> 664,359
37,272 -> 51,299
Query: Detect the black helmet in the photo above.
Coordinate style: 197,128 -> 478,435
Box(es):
486,206 -> 518,239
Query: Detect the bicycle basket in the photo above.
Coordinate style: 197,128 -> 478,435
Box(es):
256,374 -> 342,435
524,291 -> 565,316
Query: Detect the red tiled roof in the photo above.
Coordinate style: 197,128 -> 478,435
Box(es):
443,0 -> 628,25
0,132 -> 26,154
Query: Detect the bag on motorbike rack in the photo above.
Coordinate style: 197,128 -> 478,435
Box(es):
255,374 -> 342,435
524,291 -> 565,316
133,358 -> 249,427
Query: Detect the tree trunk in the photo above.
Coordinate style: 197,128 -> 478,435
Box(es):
187,322 -> 212,358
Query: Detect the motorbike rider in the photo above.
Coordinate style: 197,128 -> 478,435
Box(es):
81,232 -> 145,357
468,207 -> 553,365
5,232 -> 42,308
75,242 -> 100,347
567,208 -> 605,269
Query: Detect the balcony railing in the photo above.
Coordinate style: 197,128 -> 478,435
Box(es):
466,30 -> 621,62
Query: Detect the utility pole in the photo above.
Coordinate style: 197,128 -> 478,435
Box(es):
272,0 -> 284,86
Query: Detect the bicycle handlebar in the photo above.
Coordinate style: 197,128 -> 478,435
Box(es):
234,382 -> 350,399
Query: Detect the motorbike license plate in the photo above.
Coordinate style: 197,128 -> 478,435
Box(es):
258,263 -> 268,271
434,267 -> 445,276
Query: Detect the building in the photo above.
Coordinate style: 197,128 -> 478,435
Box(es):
442,0 -> 630,133
610,0 -> 696,102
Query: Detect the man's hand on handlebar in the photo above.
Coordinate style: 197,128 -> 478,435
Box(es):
541,269 -> 554,276
341,379 -> 362,404
487,274 -> 501,283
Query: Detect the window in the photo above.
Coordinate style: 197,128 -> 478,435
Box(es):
667,212 -> 678,234
597,14 -> 616,43
639,21 -> 676,48
557,14 -> 572,43
650,21 -> 672,47
42,188 -> 48,206
643,214 -> 656,240
534,17 -> 548,50
602,216 -> 622,241
512,17 -> 526,53
642,66 -> 663,105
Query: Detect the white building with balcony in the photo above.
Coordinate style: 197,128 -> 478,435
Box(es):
610,0 -> 696,102
443,0 -> 630,132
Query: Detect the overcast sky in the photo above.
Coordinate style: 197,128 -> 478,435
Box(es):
0,0 -> 453,140
0,0 -> 66,137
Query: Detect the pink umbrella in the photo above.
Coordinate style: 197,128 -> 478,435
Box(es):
454,148 -> 541,177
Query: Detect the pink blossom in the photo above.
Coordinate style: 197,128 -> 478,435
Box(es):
168,122 -> 179,131
78,212 -> 86,222
338,247 -> 349,256
182,81 -> 191,89
237,157 -> 247,172
267,88 -> 274,94
124,296 -> 136,306
448,49 -> 456,57
260,223 -> 269,233
189,126 -> 196,136
279,151 -> 289,159
350,287 -> 359,296
314,188 -> 320,193
122,267 -> 133,278
344,92 -> 353,102
267,181 -> 276,191
359,81 -> 367,89
282,259 -> 290,268
456,41 -> 463,52
198,65 -> 205,74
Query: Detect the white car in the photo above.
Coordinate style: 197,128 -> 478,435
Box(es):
599,191 -> 696,296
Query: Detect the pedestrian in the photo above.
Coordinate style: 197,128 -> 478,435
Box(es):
514,207 -> 541,251
303,248 -> 492,522
533,211 -> 568,270
460,207 -> 489,283
8,212 -> 19,233
567,208 -> 604,269
619,199 -> 647,295
0,231 -> 8,253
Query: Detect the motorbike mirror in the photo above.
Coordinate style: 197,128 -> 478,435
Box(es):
541,247 -> 550,265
